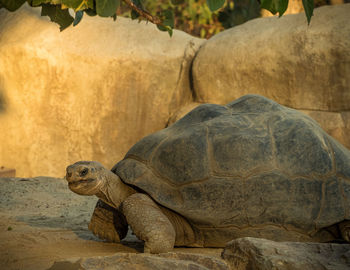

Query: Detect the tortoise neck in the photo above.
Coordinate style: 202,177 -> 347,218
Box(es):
96,170 -> 137,209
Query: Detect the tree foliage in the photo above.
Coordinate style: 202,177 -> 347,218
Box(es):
120,0 -> 226,38
0,0 -> 315,35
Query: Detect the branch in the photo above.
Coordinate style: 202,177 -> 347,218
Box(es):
122,0 -> 162,25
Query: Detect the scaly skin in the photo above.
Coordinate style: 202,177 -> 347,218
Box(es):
122,193 -> 176,253
66,161 -> 195,253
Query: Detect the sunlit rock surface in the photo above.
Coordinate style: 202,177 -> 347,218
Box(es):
1,3 -> 349,178
0,4 -> 204,177
193,4 -> 350,111
192,4 -> 350,149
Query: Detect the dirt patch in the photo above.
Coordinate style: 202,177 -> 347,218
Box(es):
0,177 -> 222,270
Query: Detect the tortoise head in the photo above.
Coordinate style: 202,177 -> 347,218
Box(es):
66,161 -> 107,195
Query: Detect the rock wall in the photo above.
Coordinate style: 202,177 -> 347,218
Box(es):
0,4 -> 349,177
192,4 -> 350,149
301,110 -> 350,150
0,4 -> 204,177
192,4 -> 350,111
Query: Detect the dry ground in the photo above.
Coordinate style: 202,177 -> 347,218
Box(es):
0,177 -> 222,270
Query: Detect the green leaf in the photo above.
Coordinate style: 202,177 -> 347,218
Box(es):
278,0 -> 288,17
170,0 -> 185,4
31,0 -> 62,6
41,3 -> 74,31
157,10 -> 174,29
166,27 -> 173,37
31,0 -> 51,7
157,24 -> 173,37
0,0 -> 26,11
163,9 -> 174,28
61,0 -> 94,10
157,10 -> 174,37
131,9 -> 139,20
73,10 -> 83,26
96,0 -> 119,17
84,8 -> 97,16
302,0 -> 314,24
260,0 -> 288,16
260,0 -> 277,14
62,0 -> 80,9
206,0 -> 225,12
86,0 -> 94,9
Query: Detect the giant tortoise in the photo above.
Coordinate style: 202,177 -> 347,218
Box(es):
66,94 -> 350,253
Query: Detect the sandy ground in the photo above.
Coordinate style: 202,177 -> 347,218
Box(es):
0,177 -> 222,270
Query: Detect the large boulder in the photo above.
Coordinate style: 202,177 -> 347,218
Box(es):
0,4 -> 204,177
301,110 -> 350,149
192,4 -> 350,112
222,237 -> 350,270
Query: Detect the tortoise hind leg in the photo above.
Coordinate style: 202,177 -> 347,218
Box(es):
339,220 -> 350,242
89,199 -> 128,242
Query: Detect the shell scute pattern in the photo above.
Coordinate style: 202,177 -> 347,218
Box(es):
114,95 -> 350,232
272,117 -> 333,177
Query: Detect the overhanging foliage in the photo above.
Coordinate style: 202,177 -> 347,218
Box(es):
0,0 -> 315,34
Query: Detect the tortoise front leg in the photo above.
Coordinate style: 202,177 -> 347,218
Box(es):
121,193 -> 176,253
89,199 -> 128,242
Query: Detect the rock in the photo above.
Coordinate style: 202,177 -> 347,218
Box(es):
158,253 -> 228,270
222,237 -> 350,270
48,252 -> 229,270
302,110 -> 350,149
192,4 -> 350,112
0,167 -> 16,177
167,102 -> 201,126
0,4 -> 204,177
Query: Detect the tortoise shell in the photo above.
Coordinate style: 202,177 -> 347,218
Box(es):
113,95 -> 350,242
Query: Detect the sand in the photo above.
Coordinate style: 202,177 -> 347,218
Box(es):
0,177 -> 222,269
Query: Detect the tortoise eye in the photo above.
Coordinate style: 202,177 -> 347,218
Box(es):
80,168 -> 89,177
